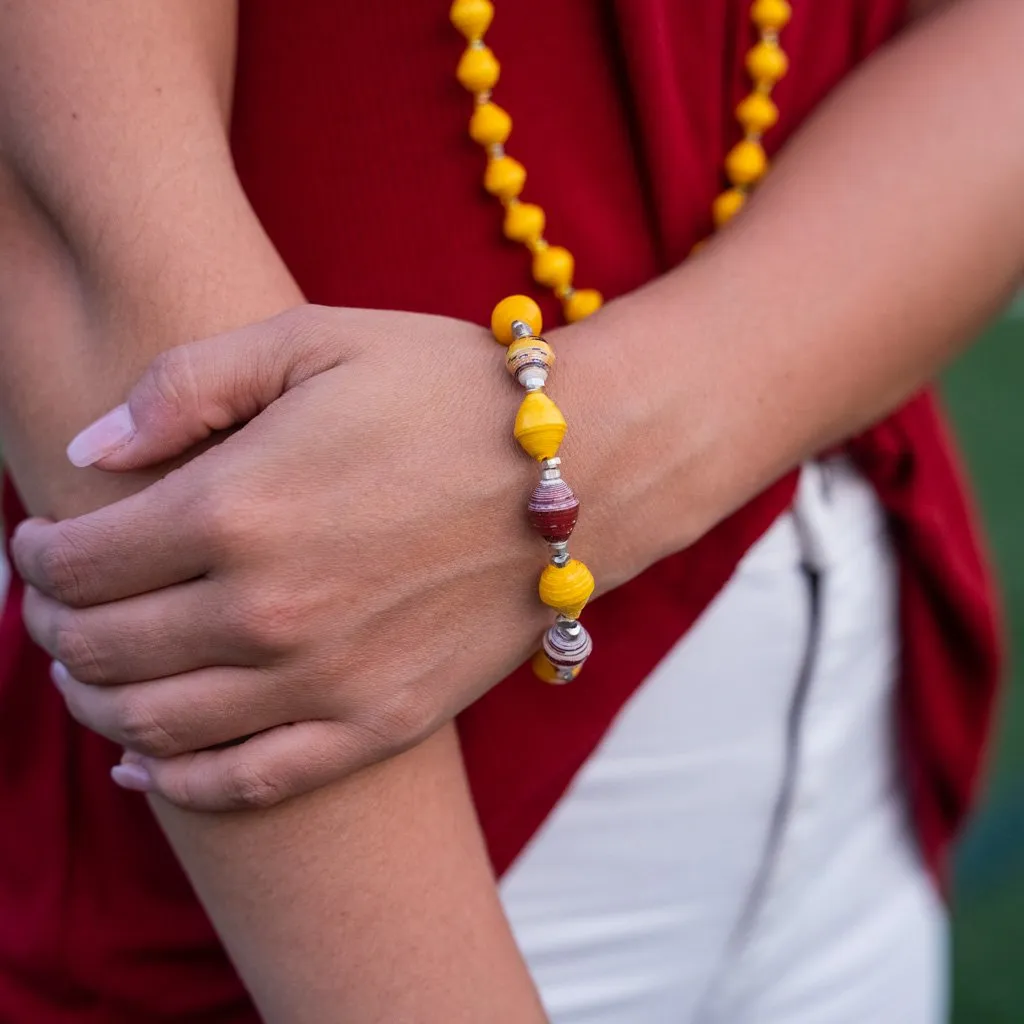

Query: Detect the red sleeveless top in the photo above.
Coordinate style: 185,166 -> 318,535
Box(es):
0,2 -> 1001,1019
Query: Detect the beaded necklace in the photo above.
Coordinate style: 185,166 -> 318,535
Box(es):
449,0 -> 792,682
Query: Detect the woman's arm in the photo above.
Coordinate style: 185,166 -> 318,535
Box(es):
0,3 -> 541,1020
576,0 -> 1024,573
8,0 -> 1022,816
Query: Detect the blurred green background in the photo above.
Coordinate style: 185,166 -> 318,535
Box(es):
946,300 -> 1024,1022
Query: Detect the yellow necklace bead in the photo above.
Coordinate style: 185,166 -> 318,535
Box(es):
457,45 -> 500,92
746,40 -> 789,86
736,92 -> 779,134
491,294 -> 542,344
751,0 -> 792,31
532,245 -> 575,289
503,201 -> 546,244
531,649 -> 581,685
514,390 -> 567,461
449,0 -> 495,41
712,187 -> 747,227
725,139 -> 768,187
538,559 -> 595,620
563,288 -> 603,323
484,155 -> 527,199
469,101 -> 512,146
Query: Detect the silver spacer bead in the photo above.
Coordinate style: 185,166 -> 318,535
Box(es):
541,457 -> 562,471
539,463 -> 562,483
523,377 -> 546,392
487,142 -> 505,159
510,319 -> 534,341
549,541 -> 570,567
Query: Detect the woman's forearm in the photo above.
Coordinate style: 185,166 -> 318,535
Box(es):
0,4 -> 539,1020
576,0 -> 1024,579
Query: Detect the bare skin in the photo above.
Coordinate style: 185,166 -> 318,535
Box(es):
1,0 -> 1021,1019
0,2 -> 542,1021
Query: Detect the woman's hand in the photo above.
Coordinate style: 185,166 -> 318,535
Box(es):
12,304 -> 627,810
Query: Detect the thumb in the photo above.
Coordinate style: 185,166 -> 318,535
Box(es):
66,306 -> 342,471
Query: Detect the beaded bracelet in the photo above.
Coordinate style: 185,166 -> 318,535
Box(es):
451,0 -> 792,682
491,295 -> 595,684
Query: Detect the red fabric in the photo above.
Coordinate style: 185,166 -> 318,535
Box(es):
0,2 -> 1001,1019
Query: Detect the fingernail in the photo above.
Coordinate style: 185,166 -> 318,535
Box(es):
120,749 -> 145,766
111,762 -> 153,793
50,661 -> 70,691
67,404 -> 136,468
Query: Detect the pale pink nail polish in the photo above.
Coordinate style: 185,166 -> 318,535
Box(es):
111,763 -> 153,793
50,661 -> 70,691
67,404 -> 136,468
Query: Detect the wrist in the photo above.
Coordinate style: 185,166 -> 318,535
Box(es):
552,286 -> 742,594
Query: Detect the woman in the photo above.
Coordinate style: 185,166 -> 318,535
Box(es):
0,0 -> 1010,1020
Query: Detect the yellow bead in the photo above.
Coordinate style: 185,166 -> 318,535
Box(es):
751,0 -> 792,31
533,245 -> 574,290
712,188 -> 747,227
456,46 -> 500,92
725,139 -> 767,187
449,0 -> 494,41
484,155 -> 526,200
538,559 -> 595,619
469,102 -> 512,146
736,92 -> 779,134
532,649 -> 580,684
563,288 -> 603,322
504,202 -> 546,243
514,391 -> 567,461
506,336 -> 555,377
746,41 -> 789,86
690,239 -> 707,256
491,294 -> 542,344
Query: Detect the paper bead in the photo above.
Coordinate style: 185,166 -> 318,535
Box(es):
514,391 -> 566,460
538,559 -> 594,619
528,479 -> 579,542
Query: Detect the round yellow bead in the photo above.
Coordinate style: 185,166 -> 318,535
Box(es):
503,201 -> 546,244
469,102 -> 512,146
746,41 -> 789,86
449,0 -> 494,41
712,188 -> 747,227
484,155 -> 526,199
563,288 -> 603,322
725,139 -> 767,187
533,245 -> 575,290
514,391 -> 567,461
690,239 -> 708,256
735,92 -> 779,134
532,649 -> 580,684
456,45 -> 500,92
538,559 -> 595,620
491,294 -> 542,344
751,0 -> 792,31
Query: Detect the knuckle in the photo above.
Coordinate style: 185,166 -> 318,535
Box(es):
114,695 -> 179,757
232,588 -> 304,653
52,616 -> 104,682
36,537 -> 86,605
147,347 -> 200,424
224,760 -> 283,810
355,685 -> 434,758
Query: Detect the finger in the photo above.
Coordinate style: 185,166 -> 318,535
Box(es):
66,305 -> 346,472
112,719 -> 405,811
22,580 -> 262,686
53,663 -> 322,760
11,476 -> 209,605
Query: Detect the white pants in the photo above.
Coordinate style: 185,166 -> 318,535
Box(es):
500,458 -> 947,1023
